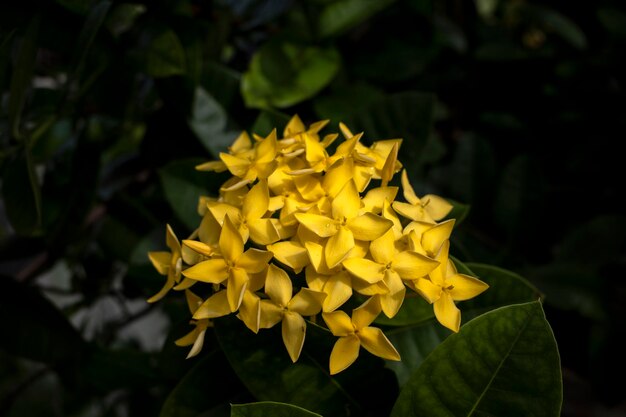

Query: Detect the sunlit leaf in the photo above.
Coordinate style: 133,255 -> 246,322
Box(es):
241,41 -> 340,109
391,302 -> 562,416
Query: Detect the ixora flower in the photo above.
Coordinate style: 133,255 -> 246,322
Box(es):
148,115 -> 488,374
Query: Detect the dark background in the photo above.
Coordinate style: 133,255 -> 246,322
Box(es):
1,0 -> 625,416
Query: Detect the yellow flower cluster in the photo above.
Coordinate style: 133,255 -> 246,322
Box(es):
148,116 -> 488,374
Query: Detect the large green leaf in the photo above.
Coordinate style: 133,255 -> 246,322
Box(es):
383,262 -> 541,385
0,277 -> 86,365
158,158 -> 216,230
241,42 -> 340,109
318,0 -> 397,38
250,110 -> 291,137
188,86 -> 239,156
231,402 -> 322,417
214,316 -> 396,417
160,350 -> 244,417
391,301 -> 562,416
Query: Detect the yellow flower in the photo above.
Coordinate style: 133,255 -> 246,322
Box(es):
342,229 -> 439,317
323,298 -> 400,374
181,216 -> 272,311
175,290 -> 212,358
295,180 -> 393,268
413,240 -> 489,332
219,130 -> 278,190
259,265 -> 326,362
392,170 -> 452,223
147,224 -> 182,303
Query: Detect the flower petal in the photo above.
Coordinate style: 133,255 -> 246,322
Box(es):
358,327 -> 401,361
184,326 -> 208,359
264,264 -> 292,307
255,130 -> 278,164
329,335 -> 360,375
325,227 -> 355,269
347,212 -> 393,242
332,180 -> 360,220
237,248 -> 272,273
259,300 -> 283,329
226,268 -> 249,312
351,297 -> 381,330
220,215 -> 244,262
361,186 -> 399,214
166,224 -> 181,253
392,201 -> 434,223
148,251 -> 170,275
423,194 -> 453,221
267,241 -> 310,273
378,286 -> 405,318
434,291 -> 461,332
430,240 -> 450,286
342,258 -> 384,283
195,160 -> 227,172
294,213 -> 338,238
369,229 -> 396,265
175,326 -> 201,347
400,169 -> 419,205
182,240 -> 214,257
238,291 -> 261,333
421,219 -> 455,258
208,203 -> 241,227
305,267 -> 328,292
193,290 -> 231,320
147,273 -> 176,303
242,180 -> 270,220
413,278 -> 442,304
446,274 -> 489,301
392,251 -> 439,280
185,289 -> 203,315
322,272 -> 352,312
182,259 -> 228,283
282,312 -> 306,362
322,310 -> 354,336
288,288 -> 325,316
220,152 -> 250,178
248,218 -> 281,245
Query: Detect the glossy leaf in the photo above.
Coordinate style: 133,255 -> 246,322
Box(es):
231,402 -> 322,417
391,301 -> 562,416
188,86 -> 239,156
241,41 -> 340,108
318,0 -> 397,38
383,261 -> 541,385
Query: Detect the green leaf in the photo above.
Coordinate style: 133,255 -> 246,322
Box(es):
318,0 -> 397,38
8,15 -> 39,141
2,150 -> 42,234
390,301 -> 562,416
160,350 -> 244,417
231,402 -> 322,417
188,87 -> 239,157
215,316 -> 377,417
0,277 -> 86,365
343,92 -> 434,180
145,29 -> 186,77
71,1 -> 112,83
241,42 -> 340,109
201,62 -> 241,111
313,83 -> 385,121
383,262 -> 541,385
598,7 -> 626,39
158,159 -> 215,230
